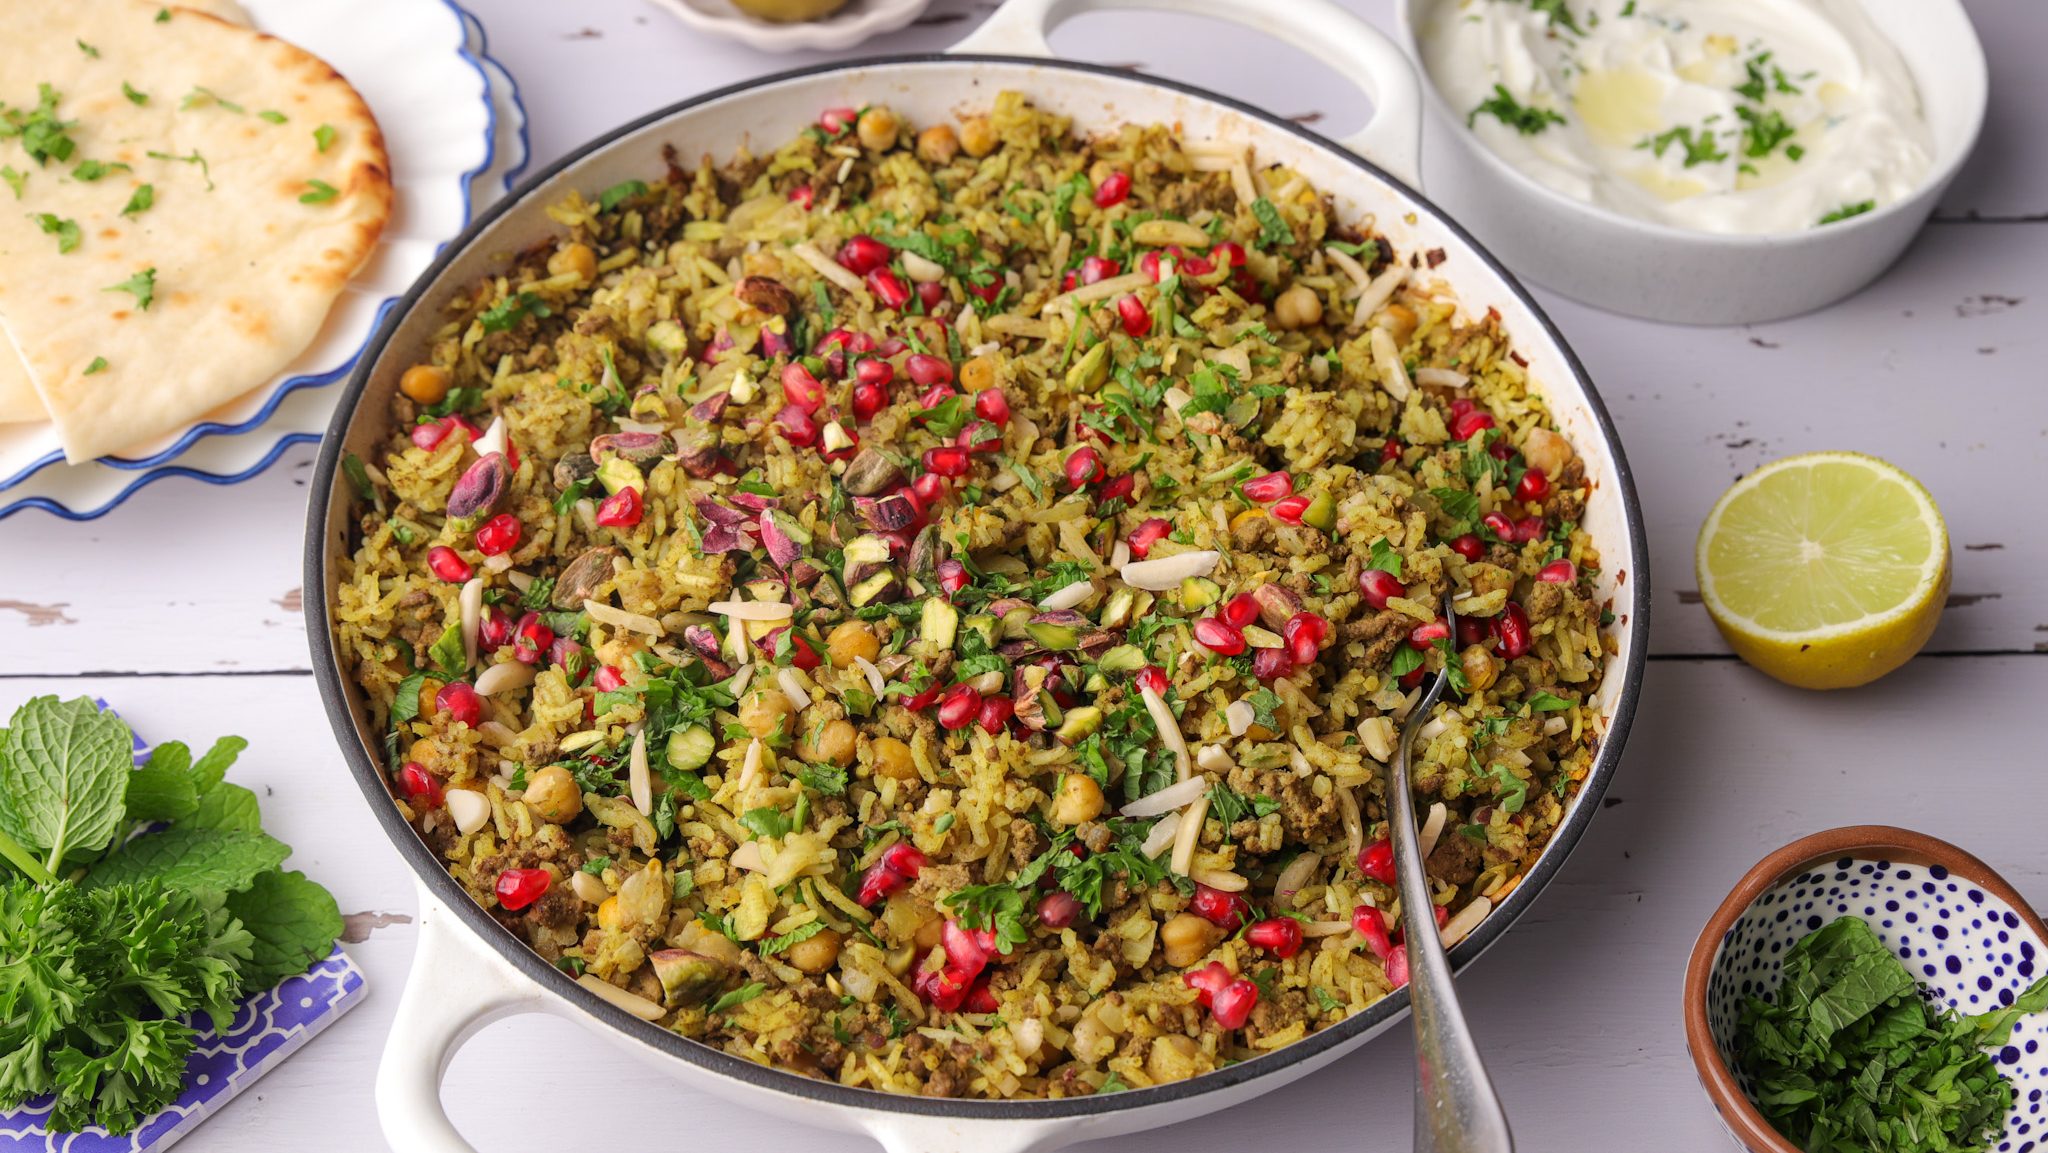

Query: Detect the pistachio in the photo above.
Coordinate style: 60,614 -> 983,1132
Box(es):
1012,665 -> 1051,730
734,275 -> 800,317
1026,610 -> 1088,651
841,448 -> 905,496
683,625 -> 735,678
552,451 -> 597,493
905,525 -> 940,580
597,456 -> 643,495
675,433 -> 726,479
920,598 -> 959,649
1066,342 -> 1110,391
649,948 -> 728,1008
446,452 -> 511,520
589,431 -> 674,466
1301,491 -> 1337,533
848,569 -> 901,608
759,509 -> 808,570
552,546 -> 622,610
1250,583 -> 1304,632
858,493 -> 919,533
689,391 -> 731,423
1055,705 -> 1104,745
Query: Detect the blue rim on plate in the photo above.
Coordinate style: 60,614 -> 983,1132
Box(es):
0,0 -> 522,522
0,0 -> 498,491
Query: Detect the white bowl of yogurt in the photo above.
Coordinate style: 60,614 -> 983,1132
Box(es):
1399,0 -> 1986,324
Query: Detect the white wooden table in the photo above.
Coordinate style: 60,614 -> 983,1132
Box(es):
1,0 -> 2042,1148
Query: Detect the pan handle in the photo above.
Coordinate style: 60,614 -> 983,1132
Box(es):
947,0 -> 1423,187
375,880 -> 547,1153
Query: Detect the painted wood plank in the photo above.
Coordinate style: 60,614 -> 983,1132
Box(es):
5,653 -> 2038,1150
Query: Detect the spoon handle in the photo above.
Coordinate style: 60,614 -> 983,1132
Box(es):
1394,622 -> 1515,1153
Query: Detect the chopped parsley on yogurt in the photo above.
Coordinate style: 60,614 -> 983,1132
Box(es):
1418,0 -> 1933,233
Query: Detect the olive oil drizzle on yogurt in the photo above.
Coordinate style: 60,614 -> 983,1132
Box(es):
1420,0 -> 1934,234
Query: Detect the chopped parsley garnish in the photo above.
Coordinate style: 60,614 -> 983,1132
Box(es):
182,87 -> 244,114
122,82 -> 148,106
1527,690 -> 1577,713
1735,915 -> 2048,1153
1388,644 -> 1426,678
796,762 -> 847,796
31,213 -> 81,254
709,981 -> 767,1014
103,267 -> 156,310
313,123 -> 337,153
1735,105 -> 1797,159
1368,537 -> 1404,578
156,7 -> 170,20
597,179 -> 648,212
257,109 -> 288,124
70,159 -> 129,182
1467,85 -> 1565,136
83,356 -> 107,376
298,178 -> 339,204
77,40 -> 100,58
2,84 -> 77,167
1524,0 -> 1583,34
1733,51 -> 1801,103
1430,486 -> 1480,531
1819,200 -> 1875,225
1251,197 -> 1295,248
1,167 -> 22,198
759,920 -> 827,957
146,149 -> 212,190
1207,784 -> 1280,826
477,291 -> 552,334
1640,124 -> 1727,168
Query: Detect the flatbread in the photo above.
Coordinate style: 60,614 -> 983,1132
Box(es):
0,0 -> 390,461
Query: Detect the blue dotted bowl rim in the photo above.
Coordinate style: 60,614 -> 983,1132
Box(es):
1681,825 -> 2048,1153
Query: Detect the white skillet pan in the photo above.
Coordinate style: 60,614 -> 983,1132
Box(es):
305,1 -> 1652,1148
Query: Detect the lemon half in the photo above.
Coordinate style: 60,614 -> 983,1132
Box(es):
1695,452 -> 1949,690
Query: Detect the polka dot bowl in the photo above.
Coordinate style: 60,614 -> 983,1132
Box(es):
1684,826 -> 2048,1153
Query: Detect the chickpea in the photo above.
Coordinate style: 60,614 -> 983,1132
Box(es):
867,736 -> 919,782
785,927 -> 844,975
1146,1034 -> 1202,1084
737,687 -> 795,740
1378,302 -> 1419,342
1051,773 -> 1105,826
1160,913 -> 1222,967
548,242 -> 598,282
1272,284 -> 1324,330
916,123 -> 960,165
1459,644 -> 1500,694
959,354 -> 997,393
825,620 -> 881,667
913,907 -> 945,949
856,106 -> 900,152
398,364 -> 450,406
523,764 -> 583,824
801,718 -> 858,767
957,114 -> 999,158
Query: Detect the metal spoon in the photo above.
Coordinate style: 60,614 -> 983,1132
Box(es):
1389,593 -> 1514,1153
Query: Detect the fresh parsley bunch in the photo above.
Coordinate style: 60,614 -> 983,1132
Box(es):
0,697 -> 344,1134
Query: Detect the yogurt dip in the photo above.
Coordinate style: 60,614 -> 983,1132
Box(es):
1417,0 -> 1934,234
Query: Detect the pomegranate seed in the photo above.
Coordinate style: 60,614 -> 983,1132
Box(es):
937,683 -> 982,730
852,380 -> 888,421
1357,838 -> 1395,885
937,559 -> 970,595
914,959 -> 969,1011
1449,534 -> 1485,561
902,681 -> 944,711
916,280 -> 945,311
1270,494 -> 1311,524
1538,559 -> 1577,583
855,357 -> 895,388
1252,646 -> 1294,681
513,612 -> 554,664
837,234 -> 889,275
1433,903 -> 1451,931
1515,515 -> 1546,543
1181,254 -> 1215,277
857,843 -> 928,906
819,106 -> 858,135
912,472 -> 949,510
1115,293 -> 1151,337
924,446 -> 970,477
478,606 -> 515,652
1079,255 -> 1121,285
1189,883 -> 1251,929
1494,602 -> 1532,660
1063,446 -> 1104,488
1241,470 -> 1293,503
1358,568 -> 1405,610
1098,473 -> 1134,504
977,694 -> 1014,734
974,388 -> 1010,424
867,268 -> 911,311
495,867 -> 551,911
1482,511 -> 1518,541
1184,961 -> 1232,1006
782,363 -> 828,413
410,421 -> 448,452
1379,437 -> 1404,466
1060,269 -> 1077,293
880,841 -> 928,879
1385,944 -> 1411,988
1352,905 -> 1394,959
1515,467 -> 1549,501
1407,620 -> 1449,649
1210,979 -> 1259,1029
776,403 -> 820,447
425,546 -> 471,583
853,333 -> 882,355
1450,399 -> 1473,421
595,486 -> 642,528
1131,666 -> 1168,699
1193,617 -> 1246,655
1456,615 -> 1492,649
788,633 -> 823,671
788,184 -> 814,210
1221,593 -> 1260,628
1036,890 -> 1082,929
475,514 -> 521,556
962,977 -> 999,1014
967,278 -> 1001,304
593,665 -> 627,692
1246,917 -> 1303,959
904,353 -> 951,388
1093,170 -> 1131,208
1452,408 -> 1496,441
397,762 -> 443,808
1210,241 -> 1247,269
917,383 -> 955,411
1489,436 -> 1516,461
1128,517 -> 1172,558
1139,250 -> 1166,282
1284,611 -> 1329,665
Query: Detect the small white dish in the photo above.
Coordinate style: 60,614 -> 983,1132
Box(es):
1397,0 -> 1989,325
646,0 -> 935,54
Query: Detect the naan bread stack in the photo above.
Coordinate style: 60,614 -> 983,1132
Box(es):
0,0 -> 390,461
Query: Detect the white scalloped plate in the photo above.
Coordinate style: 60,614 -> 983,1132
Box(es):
0,9 -> 525,522
646,0 -> 936,53
0,0 -> 491,492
